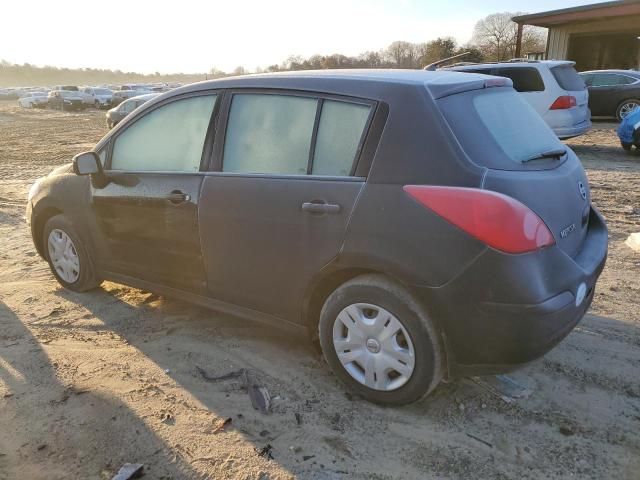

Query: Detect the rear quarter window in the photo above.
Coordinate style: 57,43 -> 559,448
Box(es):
551,65 -> 586,91
494,67 -> 544,92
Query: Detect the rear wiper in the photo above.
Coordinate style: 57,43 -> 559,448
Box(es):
522,148 -> 568,163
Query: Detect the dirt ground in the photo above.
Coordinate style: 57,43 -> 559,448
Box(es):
0,101 -> 639,480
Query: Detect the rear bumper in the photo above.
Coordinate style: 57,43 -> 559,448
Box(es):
414,207 -> 607,378
555,119 -> 592,139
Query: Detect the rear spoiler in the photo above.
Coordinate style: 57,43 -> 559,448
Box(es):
426,76 -> 514,99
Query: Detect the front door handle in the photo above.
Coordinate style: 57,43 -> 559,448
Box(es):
164,190 -> 191,204
301,201 -> 341,214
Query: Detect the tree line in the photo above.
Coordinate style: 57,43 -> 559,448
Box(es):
0,60 -> 212,87
245,12 -> 545,74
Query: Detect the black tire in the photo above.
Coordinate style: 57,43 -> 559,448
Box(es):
318,274 -> 443,405
622,142 -> 633,152
42,214 -> 100,292
616,99 -> 640,122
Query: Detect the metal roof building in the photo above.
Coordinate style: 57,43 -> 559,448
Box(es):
513,0 -> 640,71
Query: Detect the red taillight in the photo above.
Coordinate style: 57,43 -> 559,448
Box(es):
550,95 -> 577,110
403,186 -> 555,254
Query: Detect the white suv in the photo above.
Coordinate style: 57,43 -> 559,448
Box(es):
445,60 -> 591,139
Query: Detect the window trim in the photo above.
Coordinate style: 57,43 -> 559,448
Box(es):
210,88 -> 377,179
104,90 -> 221,173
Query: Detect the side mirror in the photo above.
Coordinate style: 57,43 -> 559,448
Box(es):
72,151 -> 102,176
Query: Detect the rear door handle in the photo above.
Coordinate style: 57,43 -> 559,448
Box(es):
164,190 -> 191,204
301,201 -> 341,214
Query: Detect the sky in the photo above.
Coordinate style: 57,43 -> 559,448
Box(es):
1,0 -> 605,74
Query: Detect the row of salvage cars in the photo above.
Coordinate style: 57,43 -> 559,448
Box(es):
12,83 -> 179,111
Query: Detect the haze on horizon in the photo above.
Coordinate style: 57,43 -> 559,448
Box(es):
1,0 -> 603,74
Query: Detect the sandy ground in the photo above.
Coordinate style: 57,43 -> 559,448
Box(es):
0,101 -> 639,480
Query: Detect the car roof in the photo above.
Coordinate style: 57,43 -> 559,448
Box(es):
164,69 -> 513,100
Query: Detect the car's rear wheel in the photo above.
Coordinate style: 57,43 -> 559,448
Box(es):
43,215 -> 100,292
318,274 -> 443,405
616,99 -> 640,121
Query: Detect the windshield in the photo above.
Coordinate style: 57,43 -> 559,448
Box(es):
438,88 -> 566,170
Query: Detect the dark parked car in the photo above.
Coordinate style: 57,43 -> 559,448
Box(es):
579,69 -> 640,120
26,70 -> 607,405
106,94 -> 158,128
111,89 -> 144,106
48,90 -> 85,111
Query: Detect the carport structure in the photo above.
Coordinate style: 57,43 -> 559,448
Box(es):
513,0 -> 640,71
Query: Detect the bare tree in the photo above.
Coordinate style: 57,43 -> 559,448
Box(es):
386,41 -> 415,68
472,12 -> 545,61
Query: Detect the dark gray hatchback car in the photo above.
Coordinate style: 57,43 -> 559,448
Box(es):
26,70 -> 607,405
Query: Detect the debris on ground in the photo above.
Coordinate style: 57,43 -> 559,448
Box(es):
111,463 -> 144,480
196,366 -> 247,382
212,417 -> 232,434
295,412 -> 302,425
559,425 -> 575,436
196,366 -> 271,414
160,412 -> 174,425
255,444 -> 274,460
248,384 -> 271,414
469,375 -> 533,404
303,455 -> 315,461
466,433 -> 493,448
626,233 -> 640,253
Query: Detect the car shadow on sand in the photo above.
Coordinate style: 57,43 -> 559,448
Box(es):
50,283 -> 640,479
0,300 -> 199,480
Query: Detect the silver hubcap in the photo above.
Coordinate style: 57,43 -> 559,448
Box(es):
47,229 -> 80,283
620,102 -> 639,119
332,303 -> 415,391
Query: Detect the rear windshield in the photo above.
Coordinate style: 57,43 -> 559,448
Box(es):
551,65 -> 585,91
494,67 -> 544,92
438,88 -> 565,171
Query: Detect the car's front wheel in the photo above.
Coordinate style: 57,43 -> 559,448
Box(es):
43,215 -> 100,292
319,274 -> 443,405
616,99 -> 640,121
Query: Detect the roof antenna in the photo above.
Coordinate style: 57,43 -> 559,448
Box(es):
423,52 -> 472,71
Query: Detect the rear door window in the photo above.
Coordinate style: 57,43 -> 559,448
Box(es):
223,94 -> 317,175
222,93 -> 372,176
438,88 -> 565,170
493,67 -> 544,92
551,65 -> 586,91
